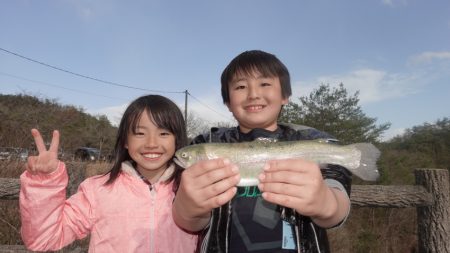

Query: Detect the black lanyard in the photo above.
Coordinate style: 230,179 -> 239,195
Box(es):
134,168 -> 154,190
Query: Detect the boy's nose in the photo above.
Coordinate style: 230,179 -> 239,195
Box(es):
247,86 -> 260,100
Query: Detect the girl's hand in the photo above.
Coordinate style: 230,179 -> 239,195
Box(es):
25,129 -> 60,174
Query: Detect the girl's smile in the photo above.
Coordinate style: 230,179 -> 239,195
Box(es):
142,152 -> 163,160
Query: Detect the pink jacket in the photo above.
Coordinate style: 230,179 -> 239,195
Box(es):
20,161 -> 197,253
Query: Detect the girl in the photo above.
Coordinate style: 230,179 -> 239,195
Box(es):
20,95 -> 198,252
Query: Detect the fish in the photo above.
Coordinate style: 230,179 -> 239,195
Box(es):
174,139 -> 381,186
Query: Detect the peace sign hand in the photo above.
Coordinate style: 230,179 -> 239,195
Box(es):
26,129 -> 60,174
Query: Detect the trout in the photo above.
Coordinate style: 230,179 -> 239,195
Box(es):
174,139 -> 380,186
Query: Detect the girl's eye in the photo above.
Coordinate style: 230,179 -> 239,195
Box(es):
261,82 -> 271,87
135,132 -> 145,136
235,85 -> 246,90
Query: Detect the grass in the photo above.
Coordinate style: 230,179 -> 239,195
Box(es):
0,160 -> 109,252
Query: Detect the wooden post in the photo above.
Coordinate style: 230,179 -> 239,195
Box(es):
0,162 -> 87,199
415,169 -> 450,253
350,185 -> 432,207
0,178 -> 20,200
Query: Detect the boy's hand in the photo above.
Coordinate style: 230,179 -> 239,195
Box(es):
257,159 -> 350,227
25,129 -> 60,174
172,158 -> 240,232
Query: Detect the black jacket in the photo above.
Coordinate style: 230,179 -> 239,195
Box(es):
193,124 -> 352,253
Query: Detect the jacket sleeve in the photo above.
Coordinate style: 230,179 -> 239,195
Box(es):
20,162 -> 93,251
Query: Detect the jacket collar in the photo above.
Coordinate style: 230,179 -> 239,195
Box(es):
120,161 -> 174,186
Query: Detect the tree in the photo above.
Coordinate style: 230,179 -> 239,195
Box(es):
280,83 -> 390,144
0,94 -> 117,159
385,118 -> 450,167
185,111 -> 210,140
185,111 -> 236,141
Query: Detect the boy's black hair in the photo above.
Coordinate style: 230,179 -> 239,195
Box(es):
220,50 -> 292,104
105,94 -> 187,192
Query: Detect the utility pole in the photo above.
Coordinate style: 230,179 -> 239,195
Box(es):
184,90 -> 188,133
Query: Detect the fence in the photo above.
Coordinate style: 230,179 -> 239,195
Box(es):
0,164 -> 449,252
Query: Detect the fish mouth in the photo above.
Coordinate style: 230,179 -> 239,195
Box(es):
173,157 -> 187,169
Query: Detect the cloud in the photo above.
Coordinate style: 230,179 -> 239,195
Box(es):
381,0 -> 394,6
80,8 -> 93,20
292,68 -> 423,104
65,0 -> 120,23
408,51 -> 450,65
91,92 -> 235,128
89,103 -> 128,126
381,0 -> 408,7
381,127 -> 406,141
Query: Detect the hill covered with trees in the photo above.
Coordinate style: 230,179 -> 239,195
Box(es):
0,94 -> 117,159
379,117 -> 450,184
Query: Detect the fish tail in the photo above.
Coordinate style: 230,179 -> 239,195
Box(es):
351,143 -> 381,181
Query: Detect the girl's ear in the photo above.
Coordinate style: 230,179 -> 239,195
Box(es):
281,97 -> 289,105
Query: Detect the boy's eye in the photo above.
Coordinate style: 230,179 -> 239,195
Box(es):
261,82 -> 271,87
135,132 -> 145,136
234,85 -> 246,90
160,131 -> 172,136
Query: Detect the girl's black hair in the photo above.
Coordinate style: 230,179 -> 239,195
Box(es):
105,94 -> 187,192
221,50 -> 292,104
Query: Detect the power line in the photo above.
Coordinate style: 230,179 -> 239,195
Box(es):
0,47 -> 183,94
187,91 -> 233,121
1,47 -> 234,122
0,71 -> 128,101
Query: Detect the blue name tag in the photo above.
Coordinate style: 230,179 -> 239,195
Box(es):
282,220 -> 296,250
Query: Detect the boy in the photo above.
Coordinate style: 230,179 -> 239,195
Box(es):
173,50 -> 352,253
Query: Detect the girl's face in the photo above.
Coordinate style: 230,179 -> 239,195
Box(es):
226,70 -> 288,133
126,109 -> 176,182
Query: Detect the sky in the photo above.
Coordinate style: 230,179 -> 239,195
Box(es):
1,0 -> 449,141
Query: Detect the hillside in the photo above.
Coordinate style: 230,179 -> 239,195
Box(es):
0,94 -> 117,159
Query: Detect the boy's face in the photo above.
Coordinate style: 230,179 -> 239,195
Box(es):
226,70 -> 288,133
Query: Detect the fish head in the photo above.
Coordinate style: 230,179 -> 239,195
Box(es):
174,145 -> 205,169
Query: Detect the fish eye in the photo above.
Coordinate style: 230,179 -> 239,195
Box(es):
181,153 -> 188,158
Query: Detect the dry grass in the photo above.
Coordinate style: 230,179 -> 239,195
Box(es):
0,160 -> 26,178
0,161 -> 25,246
0,160 -> 111,179
84,162 -> 111,178
0,161 -> 111,252
329,207 -> 417,253
0,200 -> 21,245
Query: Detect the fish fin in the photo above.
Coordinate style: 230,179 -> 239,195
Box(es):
315,138 -> 338,144
351,143 -> 381,181
254,137 -> 278,143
